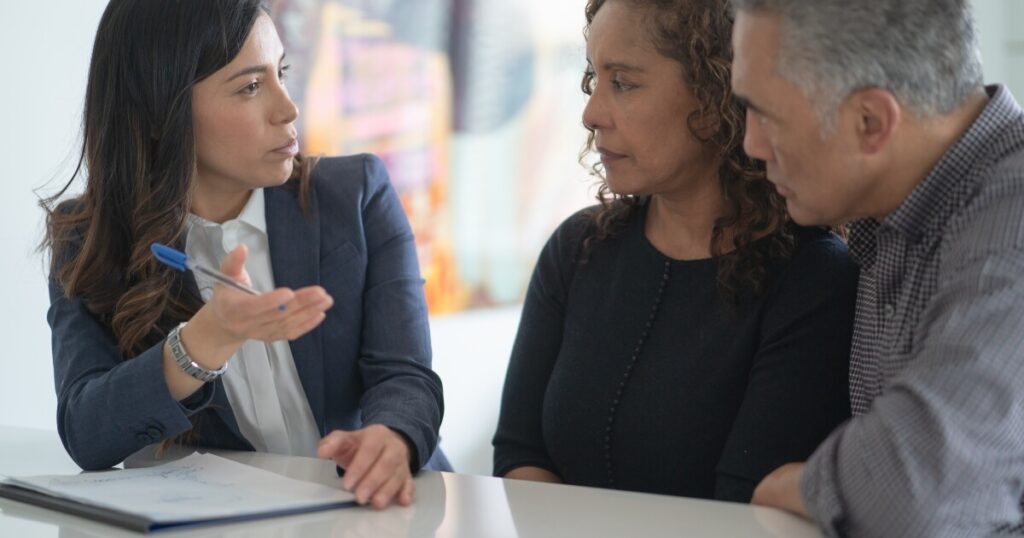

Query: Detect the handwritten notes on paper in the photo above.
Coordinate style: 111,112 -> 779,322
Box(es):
1,453 -> 355,528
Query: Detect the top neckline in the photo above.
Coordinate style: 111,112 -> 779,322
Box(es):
634,197 -> 747,265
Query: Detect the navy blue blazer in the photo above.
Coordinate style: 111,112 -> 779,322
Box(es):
48,155 -> 448,472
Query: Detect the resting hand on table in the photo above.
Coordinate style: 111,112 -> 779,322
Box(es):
318,425 -> 415,509
751,462 -> 810,518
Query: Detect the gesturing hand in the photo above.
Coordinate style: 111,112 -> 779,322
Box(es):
209,244 -> 333,344
318,425 -> 415,509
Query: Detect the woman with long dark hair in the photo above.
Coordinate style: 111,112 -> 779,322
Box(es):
492,0 -> 856,502
42,0 -> 445,508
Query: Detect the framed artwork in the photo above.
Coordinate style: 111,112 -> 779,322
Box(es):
269,0 -> 596,313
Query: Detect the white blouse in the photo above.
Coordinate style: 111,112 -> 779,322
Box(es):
185,189 -> 321,457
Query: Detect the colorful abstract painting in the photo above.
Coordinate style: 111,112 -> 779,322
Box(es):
269,0 -> 596,313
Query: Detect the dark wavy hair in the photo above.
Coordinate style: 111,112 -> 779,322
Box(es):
581,0 -> 793,303
40,0 -> 318,358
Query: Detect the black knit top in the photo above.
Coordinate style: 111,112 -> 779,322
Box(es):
493,203 -> 857,502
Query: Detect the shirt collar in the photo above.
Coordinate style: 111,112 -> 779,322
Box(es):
848,218 -> 881,268
235,188 -> 267,233
187,188 -> 267,234
884,85 -> 1022,244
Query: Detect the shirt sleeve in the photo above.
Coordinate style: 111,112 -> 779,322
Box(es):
491,210 -> 591,477
802,244 -> 1024,537
354,155 -> 445,471
713,232 -> 856,502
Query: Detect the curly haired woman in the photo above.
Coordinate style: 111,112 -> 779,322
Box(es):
492,0 -> 856,502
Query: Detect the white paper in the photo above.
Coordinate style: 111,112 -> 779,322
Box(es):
2,453 -> 355,522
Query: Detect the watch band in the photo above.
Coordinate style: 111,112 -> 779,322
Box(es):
168,322 -> 227,383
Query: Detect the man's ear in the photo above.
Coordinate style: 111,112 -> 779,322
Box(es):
850,88 -> 901,155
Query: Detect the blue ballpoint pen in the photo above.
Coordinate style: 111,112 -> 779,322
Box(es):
151,243 -> 260,296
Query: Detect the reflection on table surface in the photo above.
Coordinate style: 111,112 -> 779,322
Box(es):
0,426 -> 822,537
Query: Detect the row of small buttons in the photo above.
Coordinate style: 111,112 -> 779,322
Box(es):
605,259 -> 671,487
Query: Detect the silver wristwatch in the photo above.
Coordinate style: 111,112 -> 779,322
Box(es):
168,322 -> 228,383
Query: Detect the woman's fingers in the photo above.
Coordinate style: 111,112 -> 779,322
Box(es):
250,287 -> 333,341
341,436 -> 385,496
219,244 -> 253,287
398,477 -> 414,507
217,286 -> 295,316
213,285 -> 332,341
340,426 -> 412,508
318,427 -> 414,508
369,471 -> 408,509
352,442 -> 405,506
213,287 -> 294,337
219,244 -> 246,274
318,430 -> 359,467
284,311 -> 327,341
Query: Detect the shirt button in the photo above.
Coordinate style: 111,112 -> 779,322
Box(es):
884,304 -> 896,319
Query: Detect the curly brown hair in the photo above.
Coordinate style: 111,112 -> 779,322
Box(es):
581,0 -> 793,303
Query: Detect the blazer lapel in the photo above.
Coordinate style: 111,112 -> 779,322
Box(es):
264,186 -> 327,433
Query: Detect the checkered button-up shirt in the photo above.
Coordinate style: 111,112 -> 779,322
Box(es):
802,85 -> 1024,537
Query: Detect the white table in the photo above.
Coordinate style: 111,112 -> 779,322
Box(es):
0,426 -> 822,537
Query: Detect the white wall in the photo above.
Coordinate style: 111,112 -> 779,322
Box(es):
975,0 -> 1024,94
2,0 -> 1021,477
430,307 -> 520,476
0,0 -> 106,433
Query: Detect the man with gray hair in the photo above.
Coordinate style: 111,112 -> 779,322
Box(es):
730,0 -> 1024,536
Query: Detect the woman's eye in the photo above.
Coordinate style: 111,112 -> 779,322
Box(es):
242,81 -> 260,94
581,66 -> 596,95
279,64 -> 291,81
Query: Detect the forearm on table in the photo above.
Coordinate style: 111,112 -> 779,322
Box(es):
503,466 -> 563,484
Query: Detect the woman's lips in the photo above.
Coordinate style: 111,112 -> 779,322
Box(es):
598,147 -> 628,164
272,139 -> 299,156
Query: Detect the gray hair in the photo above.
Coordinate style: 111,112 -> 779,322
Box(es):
732,0 -> 984,127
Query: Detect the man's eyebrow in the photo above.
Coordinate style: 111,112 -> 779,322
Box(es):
735,95 -> 775,120
225,53 -> 288,82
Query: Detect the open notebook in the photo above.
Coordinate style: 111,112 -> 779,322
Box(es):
0,453 -> 356,532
